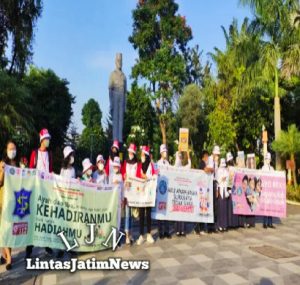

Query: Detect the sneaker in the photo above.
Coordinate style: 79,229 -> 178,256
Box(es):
125,236 -> 131,245
136,235 -> 145,246
181,232 -> 186,237
176,232 -> 181,237
5,263 -> 12,271
268,224 -> 276,229
263,224 -> 268,229
164,232 -> 172,239
45,247 -> 53,256
159,233 -> 165,239
146,234 -> 155,244
199,231 -> 207,236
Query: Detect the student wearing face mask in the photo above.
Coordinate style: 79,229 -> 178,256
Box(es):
26,129 -> 53,259
121,143 -> 138,245
105,140 -> 120,184
93,155 -> 108,185
60,146 -> 76,179
156,144 -> 172,239
136,146 -> 155,245
0,141 -> 18,270
81,158 -> 94,182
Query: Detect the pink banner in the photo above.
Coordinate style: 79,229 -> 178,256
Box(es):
232,169 -> 286,218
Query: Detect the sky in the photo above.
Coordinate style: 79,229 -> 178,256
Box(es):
32,0 -> 252,133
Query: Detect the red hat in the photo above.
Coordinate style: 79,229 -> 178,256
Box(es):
111,140 -> 119,150
128,143 -> 137,154
141,145 -> 150,156
39,128 -> 51,142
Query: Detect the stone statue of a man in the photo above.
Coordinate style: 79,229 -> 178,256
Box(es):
109,53 -> 127,143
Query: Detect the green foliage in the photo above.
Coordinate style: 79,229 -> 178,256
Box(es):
272,124 -> 300,157
0,0 -> 43,75
287,185 -> 300,202
78,99 -> 106,164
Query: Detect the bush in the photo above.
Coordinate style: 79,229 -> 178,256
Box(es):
287,185 -> 300,202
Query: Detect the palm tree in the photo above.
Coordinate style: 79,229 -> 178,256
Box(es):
240,0 -> 300,170
272,124 -> 300,186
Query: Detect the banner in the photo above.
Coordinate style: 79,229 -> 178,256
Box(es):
152,166 -> 214,223
231,169 -> 286,217
124,176 -> 157,207
0,166 -> 120,251
179,128 -> 189,152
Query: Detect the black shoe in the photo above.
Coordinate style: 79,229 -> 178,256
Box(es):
5,263 -> 12,270
45,247 -> 53,256
25,247 -> 32,259
176,232 -> 181,237
159,233 -> 165,239
263,224 -> 268,229
0,256 -> 6,264
164,232 -> 172,239
56,250 -> 64,258
268,224 -> 276,229
181,232 -> 186,237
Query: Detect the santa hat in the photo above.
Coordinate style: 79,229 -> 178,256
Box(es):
63,146 -> 74,159
226,152 -> 233,162
220,158 -> 226,167
128,143 -> 137,154
112,157 -> 121,168
212,145 -> 220,155
82,158 -> 93,173
160,144 -> 168,154
40,128 -> 51,142
141,145 -> 150,156
111,140 -> 119,150
96,154 -> 105,164
247,153 -> 255,159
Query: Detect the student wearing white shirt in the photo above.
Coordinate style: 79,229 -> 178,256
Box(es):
60,146 -> 76,179
93,155 -> 108,185
262,152 -> 275,229
156,144 -> 171,239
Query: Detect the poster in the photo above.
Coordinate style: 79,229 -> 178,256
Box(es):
0,166 -> 120,251
152,166 -> 214,223
179,128 -> 189,152
124,176 -> 157,207
231,168 -> 286,217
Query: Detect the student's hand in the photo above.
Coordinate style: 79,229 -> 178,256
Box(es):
0,161 -> 5,171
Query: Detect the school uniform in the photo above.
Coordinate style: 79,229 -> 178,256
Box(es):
217,167 -> 229,230
93,170 -> 108,185
262,164 -> 275,227
60,167 -> 76,179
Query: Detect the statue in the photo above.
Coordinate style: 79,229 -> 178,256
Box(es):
109,53 -> 127,143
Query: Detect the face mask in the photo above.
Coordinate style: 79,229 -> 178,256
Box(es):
162,152 -> 167,159
98,163 -> 104,171
44,139 -> 50,148
141,157 -> 146,163
113,168 -> 119,174
129,153 -> 134,160
7,150 -> 16,160
69,156 -> 74,165
86,169 -> 92,176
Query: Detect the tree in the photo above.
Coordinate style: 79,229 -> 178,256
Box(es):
240,0 -> 300,169
177,84 -> 207,155
129,0 -> 192,145
0,70 -> 33,153
23,67 -> 75,153
78,99 -> 106,163
272,124 -> 300,186
0,0 -> 43,75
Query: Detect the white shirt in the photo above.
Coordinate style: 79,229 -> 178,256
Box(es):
157,158 -> 170,168
262,164 -> 274,171
93,171 -> 107,185
60,167 -> 75,179
217,167 -> 229,198
125,162 -> 138,180
36,150 -> 49,172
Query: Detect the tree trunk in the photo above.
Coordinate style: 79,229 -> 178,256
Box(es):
159,116 -> 167,145
291,153 -> 297,187
274,68 -> 282,170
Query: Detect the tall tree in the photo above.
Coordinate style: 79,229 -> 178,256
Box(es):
240,0 -> 300,169
129,0 -> 192,145
0,0 -> 43,75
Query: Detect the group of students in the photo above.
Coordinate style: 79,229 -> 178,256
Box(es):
0,128 -> 276,271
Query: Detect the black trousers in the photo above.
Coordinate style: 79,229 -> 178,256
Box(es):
208,180 -> 218,231
139,207 -> 151,235
158,220 -> 170,234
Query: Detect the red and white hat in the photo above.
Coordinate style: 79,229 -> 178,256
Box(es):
63,146 -> 74,159
111,140 -> 119,150
96,154 -> 105,164
82,158 -> 93,173
112,157 -> 121,168
160,144 -> 168,154
40,128 -> 51,142
141,145 -> 150,156
128,143 -> 137,154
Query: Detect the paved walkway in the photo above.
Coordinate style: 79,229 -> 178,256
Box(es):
1,204 -> 300,285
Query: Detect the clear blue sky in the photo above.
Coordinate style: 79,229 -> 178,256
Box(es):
32,0 -> 252,132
